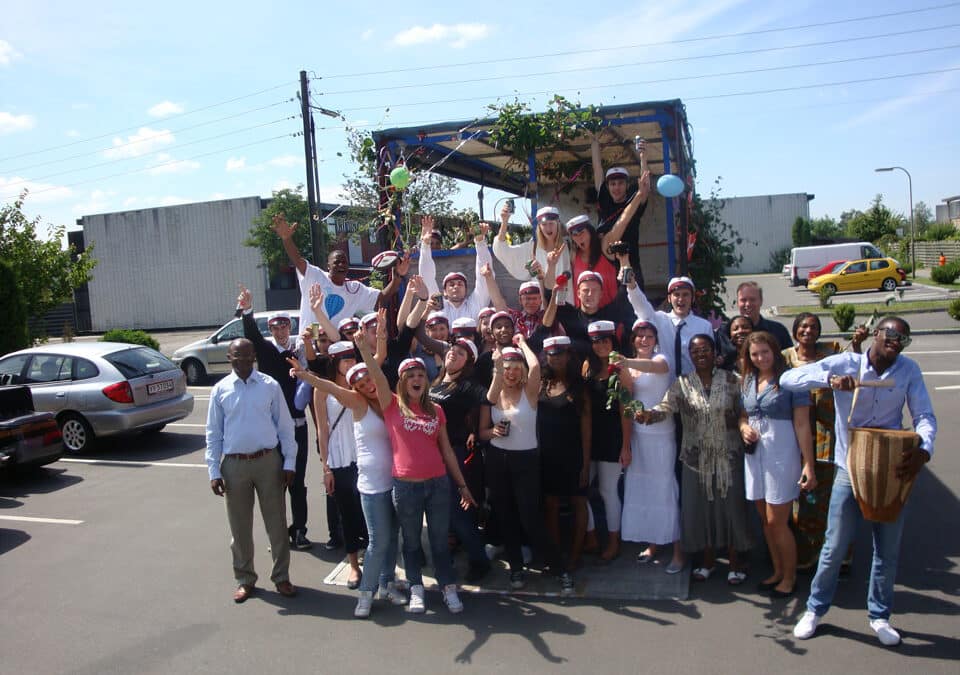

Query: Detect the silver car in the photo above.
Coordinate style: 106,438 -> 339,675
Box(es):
0,342 -> 194,454
170,311 -> 300,385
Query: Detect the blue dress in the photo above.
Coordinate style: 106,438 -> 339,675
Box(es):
741,374 -> 810,505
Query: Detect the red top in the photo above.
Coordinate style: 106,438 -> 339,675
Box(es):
384,397 -> 447,480
572,253 -> 619,309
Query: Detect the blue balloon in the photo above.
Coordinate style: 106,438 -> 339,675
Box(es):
656,174 -> 685,198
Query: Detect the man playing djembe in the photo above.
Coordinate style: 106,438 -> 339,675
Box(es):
780,316 -> 936,647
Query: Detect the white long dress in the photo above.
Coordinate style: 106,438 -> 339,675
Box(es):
621,357 -> 681,544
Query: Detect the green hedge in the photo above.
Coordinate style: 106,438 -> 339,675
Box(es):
832,304 -> 856,332
931,261 -> 960,284
949,298 -> 960,322
101,329 -> 160,351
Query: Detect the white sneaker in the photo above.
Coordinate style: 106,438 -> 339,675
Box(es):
442,584 -> 463,614
522,545 -> 533,566
485,544 -> 504,561
869,618 -> 901,646
378,581 -> 407,606
793,611 -> 821,640
407,584 -> 426,613
354,591 -> 373,618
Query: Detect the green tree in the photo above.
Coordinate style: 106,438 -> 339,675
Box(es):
846,195 -> 903,242
0,193 -> 97,339
244,187 -> 312,273
792,217 -> 812,246
913,200 -> 933,236
839,208 -> 862,233
809,215 -> 844,241
689,178 -> 743,319
0,260 -> 29,354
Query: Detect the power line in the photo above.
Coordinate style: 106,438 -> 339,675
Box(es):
335,45 -> 960,113
3,99 -> 295,174
3,116 -> 297,189
0,81 -> 296,164
320,24 -> 960,96
3,134 -> 296,201
318,2 -> 960,79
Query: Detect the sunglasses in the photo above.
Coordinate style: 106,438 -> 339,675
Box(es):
879,327 -> 912,349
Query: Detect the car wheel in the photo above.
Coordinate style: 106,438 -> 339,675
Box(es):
182,359 -> 206,385
822,283 -> 837,295
881,277 -> 897,291
59,413 -> 94,454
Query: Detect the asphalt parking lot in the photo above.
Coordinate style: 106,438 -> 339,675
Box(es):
2,326 -> 958,673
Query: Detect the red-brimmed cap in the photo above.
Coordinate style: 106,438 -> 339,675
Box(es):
667,276 -> 695,293
543,335 -> 572,355
565,214 -> 593,235
328,341 -> 355,358
337,316 -> 360,333
425,311 -> 449,327
268,312 -> 291,326
442,272 -> 467,287
577,270 -> 604,287
346,363 -> 369,386
398,357 -> 426,375
489,310 -> 514,328
453,337 -> 478,363
605,167 -> 629,181
519,280 -> 541,296
536,206 -> 560,220
588,320 -> 616,340
500,346 -> 524,362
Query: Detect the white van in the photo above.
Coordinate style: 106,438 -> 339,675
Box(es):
790,242 -> 886,286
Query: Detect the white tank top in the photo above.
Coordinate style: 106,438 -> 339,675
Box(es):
491,390 -> 538,451
325,394 -> 357,469
353,405 -> 392,494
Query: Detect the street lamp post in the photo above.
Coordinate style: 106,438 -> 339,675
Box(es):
875,166 -> 916,280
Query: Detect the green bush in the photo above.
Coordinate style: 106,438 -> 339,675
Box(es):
922,223 -> 957,241
832,304 -> 856,332
101,329 -> 160,351
0,260 -> 29,355
818,285 -> 836,309
767,246 -> 791,273
931,261 -> 960,284
948,298 -> 960,322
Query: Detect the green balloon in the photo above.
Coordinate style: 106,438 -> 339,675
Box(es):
390,166 -> 411,190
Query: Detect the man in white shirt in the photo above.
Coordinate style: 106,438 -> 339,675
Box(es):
271,214 -> 408,325
417,215 -> 505,322
206,338 -> 299,603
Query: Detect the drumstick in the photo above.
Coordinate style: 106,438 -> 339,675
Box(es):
849,379 -> 897,425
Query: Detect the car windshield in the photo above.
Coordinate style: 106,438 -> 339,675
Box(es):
105,347 -> 177,379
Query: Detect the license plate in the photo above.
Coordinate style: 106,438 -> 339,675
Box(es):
147,380 -> 174,395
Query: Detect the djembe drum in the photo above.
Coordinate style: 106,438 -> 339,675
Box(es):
845,380 -> 920,524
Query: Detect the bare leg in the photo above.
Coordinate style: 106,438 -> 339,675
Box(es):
756,500 -> 782,586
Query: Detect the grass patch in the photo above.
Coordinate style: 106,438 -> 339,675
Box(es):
916,277 -> 960,290
777,299 -> 952,316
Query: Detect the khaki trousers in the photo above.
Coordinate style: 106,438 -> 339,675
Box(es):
220,449 -> 291,586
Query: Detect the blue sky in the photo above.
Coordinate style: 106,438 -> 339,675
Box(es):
2,0 -> 958,240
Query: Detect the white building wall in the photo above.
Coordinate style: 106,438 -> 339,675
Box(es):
82,197 -> 266,331
712,193 -> 812,275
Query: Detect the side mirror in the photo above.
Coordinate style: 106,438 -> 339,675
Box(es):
210,334 -> 219,344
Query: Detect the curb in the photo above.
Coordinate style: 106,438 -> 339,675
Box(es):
820,328 -> 960,338
773,307 -> 949,317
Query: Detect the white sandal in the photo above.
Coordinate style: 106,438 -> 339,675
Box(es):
692,566 -> 714,581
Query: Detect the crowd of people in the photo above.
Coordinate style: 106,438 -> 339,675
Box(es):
204,165 -> 937,646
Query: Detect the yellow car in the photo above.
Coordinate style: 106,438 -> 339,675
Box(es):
807,257 -> 905,295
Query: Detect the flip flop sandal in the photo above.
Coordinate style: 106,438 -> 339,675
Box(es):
637,550 -> 654,564
692,566 -> 715,581
727,570 -> 747,586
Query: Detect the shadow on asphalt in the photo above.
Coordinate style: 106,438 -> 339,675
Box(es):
0,528 -> 30,554
0,466 -> 83,498
84,431 -> 206,463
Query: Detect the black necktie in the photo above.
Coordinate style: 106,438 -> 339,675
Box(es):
674,320 -> 686,377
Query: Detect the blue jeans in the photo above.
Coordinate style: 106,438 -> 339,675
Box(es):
807,466 -> 906,620
393,476 -> 455,587
358,490 -> 399,593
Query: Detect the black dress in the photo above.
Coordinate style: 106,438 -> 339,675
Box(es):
538,388 -> 587,497
586,375 -> 622,463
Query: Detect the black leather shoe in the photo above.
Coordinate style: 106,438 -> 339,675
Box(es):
324,537 -> 343,551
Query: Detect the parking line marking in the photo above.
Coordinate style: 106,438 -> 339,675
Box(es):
911,350 -> 960,355
0,515 -> 83,525
168,423 -> 206,428
60,458 -> 206,468
936,385 -> 960,391
921,371 -> 960,376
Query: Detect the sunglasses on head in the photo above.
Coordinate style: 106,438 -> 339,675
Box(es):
879,326 -> 911,349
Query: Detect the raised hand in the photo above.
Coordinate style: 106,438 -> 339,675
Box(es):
479,262 -> 493,279
420,214 -> 435,243
376,307 -> 388,340
476,221 -> 490,244
308,283 -> 325,314
272,214 -> 296,240
395,250 -> 412,277
638,170 -> 651,201
285,356 -> 308,380
236,283 -> 252,311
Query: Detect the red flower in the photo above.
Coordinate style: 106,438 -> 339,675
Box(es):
606,363 -> 620,376
555,274 -> 568,288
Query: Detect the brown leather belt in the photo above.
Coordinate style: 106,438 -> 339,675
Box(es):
229,448 -> 274,460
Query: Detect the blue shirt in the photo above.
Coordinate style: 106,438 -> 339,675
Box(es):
742,374 -> 810,421
205,369 -> 297,480
779,351 -> 937,468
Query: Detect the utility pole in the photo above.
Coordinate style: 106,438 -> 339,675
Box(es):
299,70 -> 322,265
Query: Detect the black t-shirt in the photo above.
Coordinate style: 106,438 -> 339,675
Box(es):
597,182 -> 647,288
429,378 -> 486,449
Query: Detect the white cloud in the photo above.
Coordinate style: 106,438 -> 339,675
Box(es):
65,129 -> 81,138
225,156 -> 247,172
148,100 -> 185,118
272,179 -> 296,193
156,195 -> 190,207
267,154 -> 300,168
0,175 -> 73,203
360,28 -> 374,41
0,111 -> 36,134
147,152 -> 200,175
0,40 -> 22,66
103,127 -> 175,159
123,196 -> 140,208
209,192 -> 227,200
390,23 -> 490,49
71,189 -> 115,214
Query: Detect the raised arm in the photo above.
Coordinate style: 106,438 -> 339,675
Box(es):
492,206 -> 535,280
396,273 -> 424,329
485,352 -> 504,405
378,251 -> 411,304
600,174 -> 650,258
272,214 -> 307,276
417,215 -> 441,296
479,262 -> 507,311
355,331 -> 393,410
307,283 -> 339,342
471,222 -> 493,308
287,356 -> 365,413
518,333 -> 541,402
373,308 -> 388,366
590,131 -> 604,193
